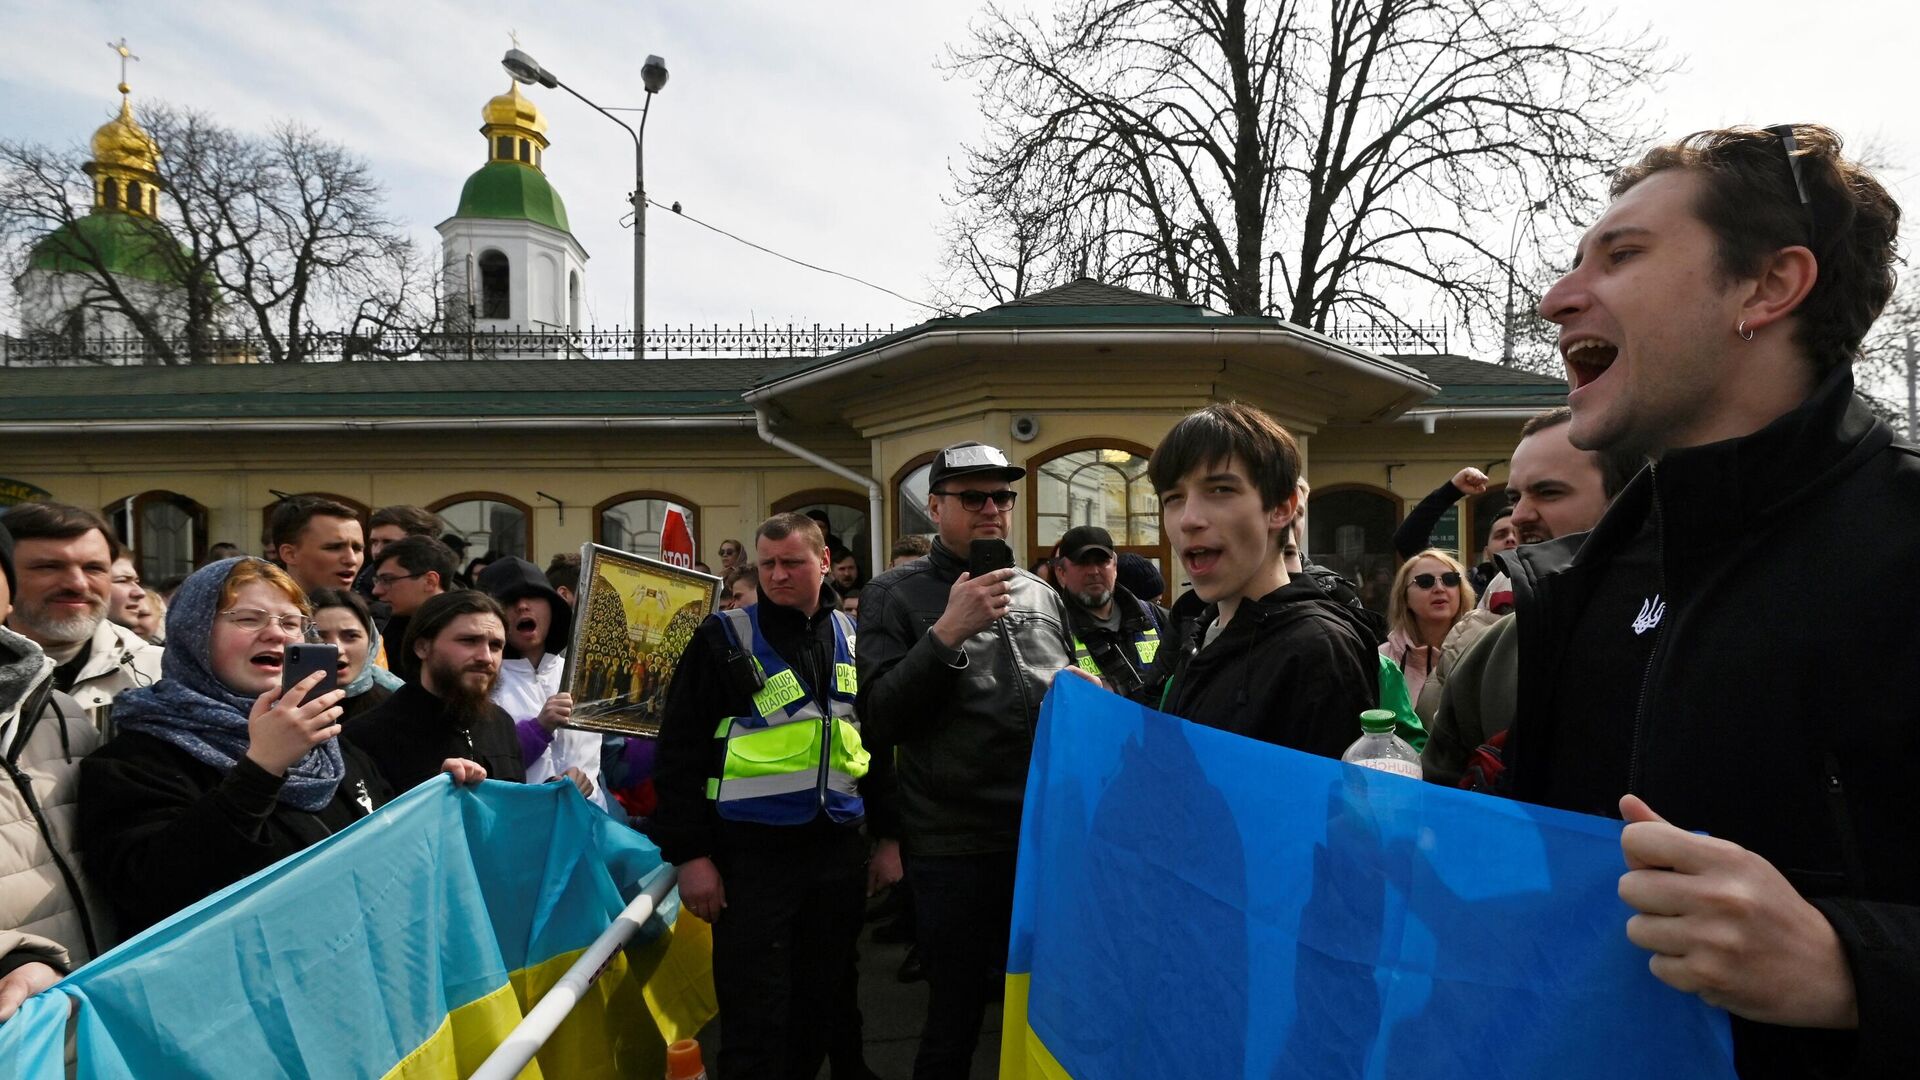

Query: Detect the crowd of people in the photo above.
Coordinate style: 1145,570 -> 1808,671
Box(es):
1,122 -> 1913,1080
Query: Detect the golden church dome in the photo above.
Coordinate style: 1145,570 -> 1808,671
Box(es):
482,81 -> 548,139
90,89 -> 160,175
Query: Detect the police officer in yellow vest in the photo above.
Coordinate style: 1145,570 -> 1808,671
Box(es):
1054,526 -> 1167,703
653,512 -> 897,1080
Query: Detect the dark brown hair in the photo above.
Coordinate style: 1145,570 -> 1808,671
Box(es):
268,496 -> 361,550
375,535 -> 457,589
722,565 -> 759,593
1148,403 -> 1302,512
368,504 -> 441,537
307,586 -> 374,635
1612,124 -> 1900,372
544,552 -> 581,593
1518,407 -> 1644,500
2,502 -> 122,559
889,535 -> 931,560
756,512 -> 826,553
404,589 -> 506,661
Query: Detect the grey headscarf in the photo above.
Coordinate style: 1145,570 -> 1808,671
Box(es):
112,558 -> 346,811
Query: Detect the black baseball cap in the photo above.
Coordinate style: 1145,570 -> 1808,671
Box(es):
1057,525 -> 1116,562
927,442 -> 1026,488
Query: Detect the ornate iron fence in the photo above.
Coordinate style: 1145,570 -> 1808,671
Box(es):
1,319 -> 1450,366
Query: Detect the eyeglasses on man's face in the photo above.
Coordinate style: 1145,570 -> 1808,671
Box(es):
1411,572 -> 1462,590
218,608 -> 313,636
932,489 -> 1017,512
373,570 -> 426,588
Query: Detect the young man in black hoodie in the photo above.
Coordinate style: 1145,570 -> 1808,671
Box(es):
1148,403 -> 1376,755
345,590 -> 525,792
1509,125 -> 1911,1078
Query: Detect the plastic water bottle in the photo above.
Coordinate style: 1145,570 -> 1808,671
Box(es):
1342,709 -> 1422,779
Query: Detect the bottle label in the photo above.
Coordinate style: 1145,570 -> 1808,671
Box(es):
1355,757 -> 1421,779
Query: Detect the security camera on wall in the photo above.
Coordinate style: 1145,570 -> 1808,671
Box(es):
1011,414 -> 1041,443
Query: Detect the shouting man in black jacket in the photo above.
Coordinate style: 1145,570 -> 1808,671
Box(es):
654,513 -> 895,1080
1515,124 -> 1912,1078
1148,404 -> 1376,755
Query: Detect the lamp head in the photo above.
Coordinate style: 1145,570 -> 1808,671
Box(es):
502,49 -> 557,88
642,54 -> 669,94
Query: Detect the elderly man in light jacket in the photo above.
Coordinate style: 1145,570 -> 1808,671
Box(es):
0,522 -> 108,1022
1,503 -> 162,733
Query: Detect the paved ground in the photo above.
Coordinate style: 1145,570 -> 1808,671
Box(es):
693,907 -> 1002,1080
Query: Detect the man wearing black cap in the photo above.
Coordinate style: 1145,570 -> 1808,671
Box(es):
477,558 -> 601,808
858,441 -> 1079,1080
1052,526 -> 1167,703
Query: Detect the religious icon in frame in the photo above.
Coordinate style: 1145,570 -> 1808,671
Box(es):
560,543 -> 720,737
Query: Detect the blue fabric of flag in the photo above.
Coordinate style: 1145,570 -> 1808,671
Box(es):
1005,676 -> 1736,1079
0,776 -> 687,1079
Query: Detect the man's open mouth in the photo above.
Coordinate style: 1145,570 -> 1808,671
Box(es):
1563,336 -> 1619,390
516,617 -> 538,634
1182,547 -> 1220,575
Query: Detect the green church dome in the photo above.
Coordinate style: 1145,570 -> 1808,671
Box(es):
454,161 -> 571,233
28,212 -> 189,285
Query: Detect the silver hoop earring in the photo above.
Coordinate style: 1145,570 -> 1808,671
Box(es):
1738,320 -> 1754,341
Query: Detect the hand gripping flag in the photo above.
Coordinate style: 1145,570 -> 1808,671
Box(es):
0,777 -> 717,1078
1001,676 -> 1735,1079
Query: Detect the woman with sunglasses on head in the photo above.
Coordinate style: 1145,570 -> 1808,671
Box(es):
307,587 -> 401,725
78,558 -> 484,936
1380,549 -> 1477,721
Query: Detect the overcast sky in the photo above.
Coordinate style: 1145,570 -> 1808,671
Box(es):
3,0 -> 1915,357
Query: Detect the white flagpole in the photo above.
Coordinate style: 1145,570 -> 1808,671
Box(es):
471,866 -> 681,1080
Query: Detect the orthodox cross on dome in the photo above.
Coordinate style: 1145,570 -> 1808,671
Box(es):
107,37 -> 139,95
509,28 -> 521,49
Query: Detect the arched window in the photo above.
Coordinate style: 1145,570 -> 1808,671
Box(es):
1029,439 -> 1167,600
126,180 -> 143,214
103,178 -> 120,210
568,271 -> 581,328
772,488 -> 869,579
109,490 -> 208,581
594,491 -> 699,566
430,492 -> 530,562
1307,485 -> 1404,613
478,250 -> 510,320
891,453 -> 938,546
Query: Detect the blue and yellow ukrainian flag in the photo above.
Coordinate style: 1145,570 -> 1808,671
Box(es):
0,776 -> 716,1078
1001,676 -> 1735,1079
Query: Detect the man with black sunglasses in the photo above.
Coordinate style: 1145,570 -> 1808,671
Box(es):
858,441 -> 1078,1079
1510,125 -> 1915,1078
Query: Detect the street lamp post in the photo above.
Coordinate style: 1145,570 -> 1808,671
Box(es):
1502,199 -> 1548,366
503,48 -> 668,346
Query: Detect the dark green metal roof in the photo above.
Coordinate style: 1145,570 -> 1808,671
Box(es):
27,212 -> 192,285
453,161 -> 570,233
1389,353 -> 1568,408
0,357 -> 807,421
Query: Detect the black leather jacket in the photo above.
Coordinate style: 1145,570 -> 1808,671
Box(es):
1505,365 -> 1920,1078
857,538 -> 1075,856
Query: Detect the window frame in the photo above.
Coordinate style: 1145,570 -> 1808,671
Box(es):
428,491 -> 533,561
592,489 -> 701,563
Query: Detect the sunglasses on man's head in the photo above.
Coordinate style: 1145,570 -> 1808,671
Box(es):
932,489 -> 1017,511
1412,572 -> 1462,589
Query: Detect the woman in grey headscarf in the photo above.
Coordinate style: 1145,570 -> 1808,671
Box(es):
78,558 -> 483,936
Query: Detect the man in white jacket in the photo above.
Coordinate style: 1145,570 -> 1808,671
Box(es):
1,503 -> 161,731
477,558 -> 607,810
